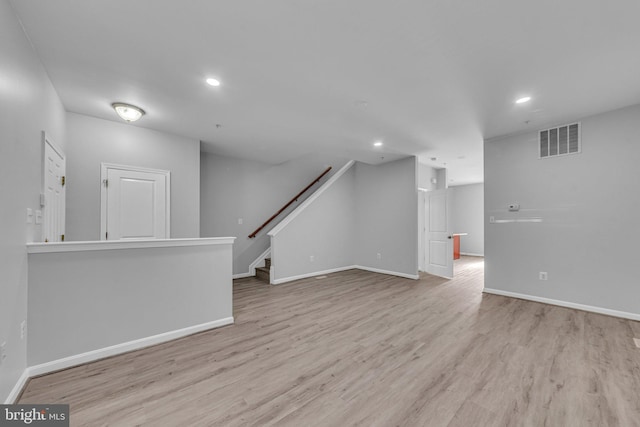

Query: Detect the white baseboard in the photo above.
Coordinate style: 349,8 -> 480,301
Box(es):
355,265 -> 420,280
272,266 -> 357,285
249,247 -> 271,276
4,369 -> 30,404
272,265 -> 420,284
28,317 -> 234,378
483,288 -> 640,321
460,252 -> 484,257
233,248 -> 272,279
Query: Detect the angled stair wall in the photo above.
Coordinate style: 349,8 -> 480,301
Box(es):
268,157 -> 419,284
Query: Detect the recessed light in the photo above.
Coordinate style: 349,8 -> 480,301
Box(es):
515,96 -> 531,104
373,141 -> 383,147
206,78 -> 221,87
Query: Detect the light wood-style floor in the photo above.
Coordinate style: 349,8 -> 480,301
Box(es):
20,257 -> 640,426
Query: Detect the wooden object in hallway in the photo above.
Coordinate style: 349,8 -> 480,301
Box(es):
453,235 -> 461,259
452,232 -> 467,260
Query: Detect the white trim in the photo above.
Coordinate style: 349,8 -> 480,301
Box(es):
28,317 -> 234,378
27,237 -> 235,253
460,252 -> 484,257
483,288 -> 640,321
268,161 -> 355,237
100,163 -> 171,241
249,247 -> 271,276
232,247 -> 272,279
4,369 -> 30,404
272,266 -> 357,285
272,265 -> 419,285
355,265 -> 420,280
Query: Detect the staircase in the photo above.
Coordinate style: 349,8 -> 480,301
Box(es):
255,258 -> 271,283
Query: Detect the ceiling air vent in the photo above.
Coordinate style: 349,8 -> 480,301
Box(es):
539,122 -> 580,158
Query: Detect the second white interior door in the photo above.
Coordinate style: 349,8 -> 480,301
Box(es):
43,134 -> 66,242
102,164 -> 170,240
426,189 -> 453,279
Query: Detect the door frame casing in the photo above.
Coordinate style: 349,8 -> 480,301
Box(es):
41,131 -> 66,242
100,163 -> 171,240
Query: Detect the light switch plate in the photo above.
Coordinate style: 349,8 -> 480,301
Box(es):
26,208 -> 34,224
35,210 -> 43,224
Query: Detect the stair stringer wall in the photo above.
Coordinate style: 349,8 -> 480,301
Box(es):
200,152 -> 351,276
269,161 -> 356,283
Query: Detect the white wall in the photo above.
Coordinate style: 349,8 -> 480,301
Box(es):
270,165 -> 356,281
355,157 -> 419,277
65,113 -> 200,241
436,168 -> 447,190
27,241 -> 233,366
485,103 -> 640,317
417,162 -> 437,190
270,157 -> 419,283
450,183 -> 484,256
200,152 -> 350,275
0,0 -> 67,402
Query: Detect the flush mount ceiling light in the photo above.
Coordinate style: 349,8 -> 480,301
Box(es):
206,78 -> 221,87
515,96 -> 531,104
112,103 -> 145,122
373,141 -> 383,147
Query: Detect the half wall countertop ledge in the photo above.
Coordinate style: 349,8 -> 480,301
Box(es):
27,237 -> 237,254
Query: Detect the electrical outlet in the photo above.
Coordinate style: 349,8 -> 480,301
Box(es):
377,253 -> 382,260
539,272 -> 548,281
489,216 -> 495,223
21,321 -> 26,340
309,255 -> 314,262
237,218 -> 243,225
0,342 -> 6,365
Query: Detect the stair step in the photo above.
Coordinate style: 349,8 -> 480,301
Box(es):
255,266 -> 270,283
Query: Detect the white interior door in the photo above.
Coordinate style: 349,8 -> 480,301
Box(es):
427,189 -> 453,279
418,190 -> 426,272
43,133 -> 66,242
101,164 -> 170,240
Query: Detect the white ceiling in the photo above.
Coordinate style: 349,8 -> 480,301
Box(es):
10,0 -> 640,185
